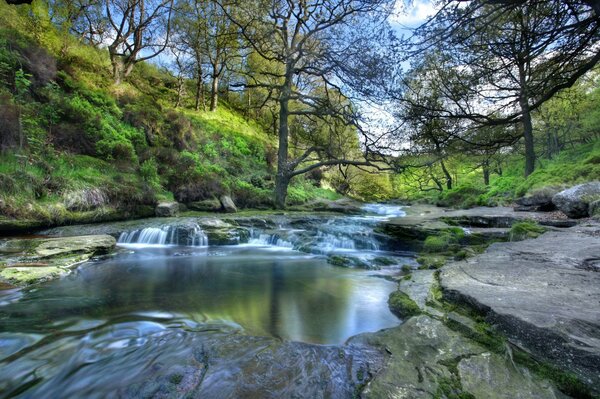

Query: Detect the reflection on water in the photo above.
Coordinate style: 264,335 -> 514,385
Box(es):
1,245 -> 398,344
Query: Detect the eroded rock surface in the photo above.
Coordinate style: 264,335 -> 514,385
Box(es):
441,226 -> 600,393
0,235 -> 116,286
552,181 -> 600,218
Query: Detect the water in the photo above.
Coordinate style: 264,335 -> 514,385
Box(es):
0,204 -> 411,397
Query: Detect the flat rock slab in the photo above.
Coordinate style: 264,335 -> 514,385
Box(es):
352,315 -> 563,399
441,226 -> 600,392
0,235 -> 116,286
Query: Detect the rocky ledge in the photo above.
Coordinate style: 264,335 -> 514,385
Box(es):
440,224 -> 600,394
0,234 -> 116,286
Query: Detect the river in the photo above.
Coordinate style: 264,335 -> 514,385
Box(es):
0,204 -> 412,398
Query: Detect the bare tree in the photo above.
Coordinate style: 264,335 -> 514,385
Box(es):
218,0 -> 396,208
104,0 -> 174,84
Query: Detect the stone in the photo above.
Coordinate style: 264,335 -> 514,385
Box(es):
397,269 -> 442,316
219,196 -> 237,213
0,235 -> 116,286
353,315 -> 562,399
155,202 -> 182,217
589,199 -> 600,219
441,228 -> 600,393
514,186 -> 560,212
458,353 -> 566,399
552,181 -> 600,218
186,199 -> 222,212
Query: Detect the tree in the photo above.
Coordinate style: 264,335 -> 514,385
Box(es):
402,0 -> 600,177
218,0 -> 396,208
103,0 -> 174,84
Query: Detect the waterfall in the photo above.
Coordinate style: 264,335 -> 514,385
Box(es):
247,230 -> 294,248
118,224 -> 208,247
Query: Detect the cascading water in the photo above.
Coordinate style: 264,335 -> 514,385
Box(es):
118,224 -> 208,247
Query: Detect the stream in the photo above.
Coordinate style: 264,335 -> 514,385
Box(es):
0,204 -> 412,398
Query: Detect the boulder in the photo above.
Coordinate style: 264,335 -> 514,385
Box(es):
552,181 -> 600,218
514,186 -> 559,212
186,199 -> 221,212
589,199 -> 600,219
441,228 -> 600,393
155,202 -> 182,217
219,195 -> 237,213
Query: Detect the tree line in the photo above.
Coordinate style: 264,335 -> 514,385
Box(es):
5,0 -> 600,206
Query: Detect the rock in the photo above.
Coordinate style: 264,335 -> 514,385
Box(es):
219,196 -> 237,213
514,187 -> 560,212
458,353 -> 566,399
0,235 -> 116,286
552,181 -> 600,218
353,315 -> 562,399
186,199 -> 222,212
590,199 -> 600,219
63,188 -> 108,212
155,202 -> 183,217
327,255 -> 377,270
312,198 -> 363,214
441,228 -> 600,393
398,269 -> 442,316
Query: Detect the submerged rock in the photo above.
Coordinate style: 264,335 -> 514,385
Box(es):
552,181 -> 600,218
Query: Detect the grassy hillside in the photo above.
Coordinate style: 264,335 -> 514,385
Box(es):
0,3 -> 335,229
392,139 -> 600,208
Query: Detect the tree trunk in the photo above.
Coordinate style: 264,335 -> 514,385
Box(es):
210,75 -> 219,112
520,99 -> 535,177
482,160 -> 490,186
440,160 -> 452,190
111,55 -> 123,85
195,72 -> 204,112
274,73 -> 292,209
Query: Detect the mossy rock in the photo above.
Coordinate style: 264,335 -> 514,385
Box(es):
509,221 -> 546,242
327,255 -> 378,270
388,290 -> 421,318
417,254 -> 447,269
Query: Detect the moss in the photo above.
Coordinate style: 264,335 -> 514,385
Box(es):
388,290 -> 421,318
417,254 -> 447,269
169,373 -> 183,385
509,220 -> 546,242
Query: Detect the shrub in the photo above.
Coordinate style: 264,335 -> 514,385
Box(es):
437,184 -> 487,208
139,158 -> 161,190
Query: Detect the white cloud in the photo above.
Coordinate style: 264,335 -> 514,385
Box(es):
390,0 -> 440,27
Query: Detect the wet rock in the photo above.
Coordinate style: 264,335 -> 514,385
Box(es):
219,195 -> 237,213
590,199 -> 600,219
552,181 -> 600,218
155,202 -> 183,217
354,316 -> 564,399
327,255 -> 377,270
308,198 -> 363,214
458,353 -> 566,399
186,199 -> 221,212
398,270 -> 442,316
441,227 -> 600,394
0,235 -> 116,286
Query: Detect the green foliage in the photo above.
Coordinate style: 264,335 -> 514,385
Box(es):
509,221 -> 546,242
139,158 -> 161,190
437,184 -> 487,208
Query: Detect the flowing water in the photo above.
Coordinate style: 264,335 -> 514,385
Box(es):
0,204 -> 412,398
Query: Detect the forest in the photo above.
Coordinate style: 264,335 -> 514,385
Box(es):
0,0 -> 597,225
0,1 -> 600,398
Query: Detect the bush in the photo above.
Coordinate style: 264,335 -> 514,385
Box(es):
139,158 -> 161,190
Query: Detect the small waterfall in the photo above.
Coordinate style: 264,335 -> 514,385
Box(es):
118,224 -> 208,247
362,203 -> 406,218
248,229 -> 294,248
